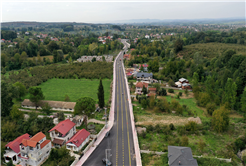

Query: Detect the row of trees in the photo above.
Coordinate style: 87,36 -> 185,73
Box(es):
2,61 -> 113,89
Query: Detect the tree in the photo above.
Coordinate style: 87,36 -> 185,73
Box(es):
1,81 -> 14,117
74,97 -> 96,130
212,106 -> 230,133
89,43 -> 98,55
159,88 -> 167,96
184,88 -> 189,96
149,96 -> 155,109
41,103 -> 52,115
241,87 -> 246,113
174,39 -> 184,53
142,85 -> 147,95
223,78 -> 237,110
97,79 -> 105,108
13,82 -> 26,100
57,112 -> 65,122
157,98 -> 170,112
29,86 -> 45,109
141,99 -> 148,109
168,79 -> 175,87
153,83 -> 161,94
168,89 -> 174,93
91,57 -> 97,63
53,50 -> 58,63
10,105 -> 24,120
193,72 -> 199,87
64,94 -> 70,102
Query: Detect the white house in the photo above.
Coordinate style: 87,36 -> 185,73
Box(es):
135,82 -> 149,94
136,72 -> 153,83
66,129 -> 90,152
25,32 -> 29,35
4,133 -> 31,165
145,35 -> 150,39
49,119 -> 76,148
19,132 -> 51,166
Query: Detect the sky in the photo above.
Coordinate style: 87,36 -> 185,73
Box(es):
1,0 -> 245,23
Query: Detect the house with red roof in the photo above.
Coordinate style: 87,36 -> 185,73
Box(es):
135,82 -> 149,94
19,132 -> 51,166
49,119 -> 76,148
66,129 -> 90,151
102,40 -> 106,44
139,64 -> 148,72
148,87 -> 156,94
4,133 -> 30,165
1,39 -> 5,43
123,54 -> 131,60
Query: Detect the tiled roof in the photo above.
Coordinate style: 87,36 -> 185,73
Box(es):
30,132 -> 45,142
49,119 -> 75,136
66,129 -> 90,147
136,72 -> 153,78
21,139 -> 37,148
148,88 -> 156,91
5,133 -> 30,153
40,140 -> 51,149
136,82 -> 149,88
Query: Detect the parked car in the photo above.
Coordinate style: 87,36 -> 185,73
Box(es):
102,158 -> 112,166
105,131 -> 110,138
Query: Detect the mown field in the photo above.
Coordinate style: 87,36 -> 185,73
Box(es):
25,78 -> 112,103
179,43 -> 246,59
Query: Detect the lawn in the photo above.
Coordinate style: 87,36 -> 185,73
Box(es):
25,78 -> 112,103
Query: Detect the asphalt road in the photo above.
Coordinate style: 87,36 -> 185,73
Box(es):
83,42 -> 136,166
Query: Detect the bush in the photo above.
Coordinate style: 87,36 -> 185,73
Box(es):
185,121 -> 197,133
206,102 -> 216,116
178,92 -> 183,96
169,123 -> 175,130
175,137 -> 181,145
181,135 -> 189,146
168,89 -> 174,93
177,126 -> 186,136
147,125 -> 154,132
155,124 -> 161,133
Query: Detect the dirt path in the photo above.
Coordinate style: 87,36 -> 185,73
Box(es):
88,119 -> 105,124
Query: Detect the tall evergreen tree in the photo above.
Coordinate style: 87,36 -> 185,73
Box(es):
98,78 -> 105,108
241,86 -> 246,113
224,78 -> 237,110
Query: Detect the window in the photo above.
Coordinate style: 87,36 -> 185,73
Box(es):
46,151 -> 49,154
38,151 -> 42,156
40,139 -> 43,143
21,146 -> 25,150
30,147 -> 33,151
37,145 -> 39,149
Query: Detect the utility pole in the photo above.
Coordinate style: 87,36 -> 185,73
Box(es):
104,107 -> 107,129
105,149 -> 111,166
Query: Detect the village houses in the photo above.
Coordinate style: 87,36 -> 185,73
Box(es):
19,132 -> 51,166
66,129 -> 90,152
135,82 -> 149,94
4,134 -> 31,165
136,72 -> 153,83
49,119 -> 76,148
175,78 -> 192,89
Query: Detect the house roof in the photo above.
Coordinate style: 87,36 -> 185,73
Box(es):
126,72 -> 132,76
21,139 -> 37,148
179,78 -> 188,83
66,129 -> 90,147
49,119 -> 76,136
168,146 -> 198,166
30,132 -> 46,142
148,93 -> 156,96
148,88 -> 156,91
136,82 -> 149,88
136,72 -> 153,78
40,140 -> 51,149
21,99 -> 76,109
5,133 -> 30,153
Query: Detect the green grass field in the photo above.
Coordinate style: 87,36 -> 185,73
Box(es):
25,78 -> 112,103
